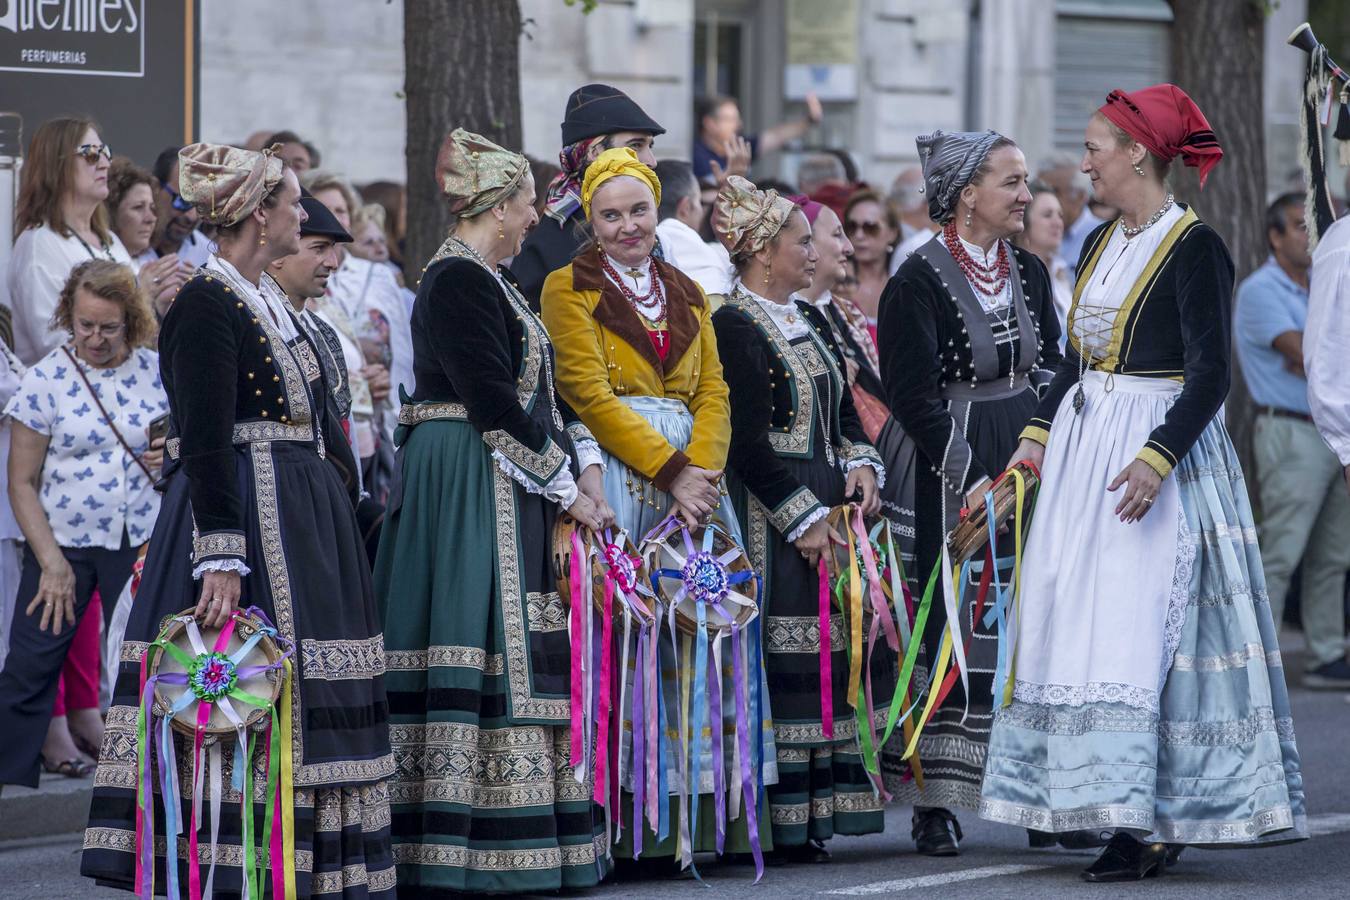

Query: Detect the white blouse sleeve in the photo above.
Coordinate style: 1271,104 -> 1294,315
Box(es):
8,230 -> 71,366
1306,224 -> 1350,467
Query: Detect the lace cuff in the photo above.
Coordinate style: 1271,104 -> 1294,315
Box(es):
492,449 -> 579,508
574,438 -> 605,474
192,558 -> 252,580
483,430 -> 568,488
786,505 -> 830,543
842,457 -> 887,492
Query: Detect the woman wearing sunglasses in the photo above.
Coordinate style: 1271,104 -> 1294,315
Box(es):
7,117 -> 134,366
841,188 -> 900,345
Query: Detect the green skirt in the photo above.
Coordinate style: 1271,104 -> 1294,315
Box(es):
373,419 -> 610,894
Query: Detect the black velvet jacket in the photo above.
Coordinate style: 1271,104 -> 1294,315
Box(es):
714,290 -> 882,538
878,238 -> 1063,493
405,255 -> 582,487
1024,207 -> 1235,477
160,270 -> 355,569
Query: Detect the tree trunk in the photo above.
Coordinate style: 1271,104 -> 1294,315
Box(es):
403,0 -> 523,283
1167,0 -> 1266,504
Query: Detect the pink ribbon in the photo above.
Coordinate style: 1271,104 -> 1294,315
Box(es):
817,557 -> 834,739
593,576 -> 615,804
568,532 -> 586,771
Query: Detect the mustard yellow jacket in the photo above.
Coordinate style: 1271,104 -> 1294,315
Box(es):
540,248 -> 730,491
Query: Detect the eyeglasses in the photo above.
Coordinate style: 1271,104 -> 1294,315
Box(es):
161,180 -> 193,212
75,143 -> 112,164
73,321 -> 127,339
845,220 -> 883,238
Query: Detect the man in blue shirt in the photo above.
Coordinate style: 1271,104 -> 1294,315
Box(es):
1236,191 -> 1350,688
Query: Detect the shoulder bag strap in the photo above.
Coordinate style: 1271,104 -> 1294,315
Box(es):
62,345 -> 156,482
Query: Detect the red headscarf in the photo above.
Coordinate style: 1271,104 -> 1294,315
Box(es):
789,194 -> 826,225
1099,84 -> 1223,187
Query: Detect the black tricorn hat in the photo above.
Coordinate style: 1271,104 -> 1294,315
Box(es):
561,83 -> 665,146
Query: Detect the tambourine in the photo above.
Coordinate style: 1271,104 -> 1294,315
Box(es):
641,515 -> 760,636
825,505 -> 906,599
946,461 -> 1041,564
553,513 -> 659,626
146,607 -> 291,739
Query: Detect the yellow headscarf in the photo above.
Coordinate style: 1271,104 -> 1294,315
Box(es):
580,147 -> 661,220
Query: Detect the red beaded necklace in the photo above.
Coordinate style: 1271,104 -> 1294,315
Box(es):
599,251 -> 666,322
941,221 -> 1010,297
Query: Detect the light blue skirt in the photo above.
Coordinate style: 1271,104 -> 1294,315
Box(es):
599,396 -> 776,796
979,386 -> 1306,846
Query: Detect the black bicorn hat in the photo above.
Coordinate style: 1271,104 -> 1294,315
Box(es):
299,189 -> 353,243
561,83 -> 666,146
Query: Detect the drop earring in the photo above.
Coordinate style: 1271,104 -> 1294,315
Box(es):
497,218 -> 505,241
763,263 -> 771,286
1133,163 -> 1145,176
964,208 -> 973,228
258,221 -> 268,246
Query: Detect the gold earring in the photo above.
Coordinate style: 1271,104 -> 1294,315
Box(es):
497,218 -> 505,240
1133,163 -> 1145,176
964,209 -> 973,227
258,221 -> 267,246
763,263 -> 771,286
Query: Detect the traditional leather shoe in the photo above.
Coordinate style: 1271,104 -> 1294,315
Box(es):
1164,844 -> 1185,867
912,808 -> 963,856
1081,834 -> 1168,882
1057,829 -> 1112,850
1027,829 -> 1059,848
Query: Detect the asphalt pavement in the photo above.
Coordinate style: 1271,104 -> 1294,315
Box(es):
2,646 -> 1347,899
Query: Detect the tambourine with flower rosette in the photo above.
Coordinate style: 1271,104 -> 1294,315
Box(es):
552,514 -> 669,859
641,514 -> 766,880
134,607 -> 297,900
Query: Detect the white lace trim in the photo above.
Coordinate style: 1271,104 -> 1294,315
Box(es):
1158,507 -> 1197,692
786,505 -> 830,544
573,438 -> 605,474
842,457 -> 887,492
492,449 -> 578,508
1012,679 -> 1160,713
191,558 -> 252,580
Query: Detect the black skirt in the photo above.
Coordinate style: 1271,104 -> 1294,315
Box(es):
879,388 -> 1038,810
82,440 -> 395,898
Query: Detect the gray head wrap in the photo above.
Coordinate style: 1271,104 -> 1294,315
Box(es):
916,129 -> 1003,223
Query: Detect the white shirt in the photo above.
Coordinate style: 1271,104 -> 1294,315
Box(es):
957,235 -> 1013,312
890,226 -> 937,274
6,225 -> 134,365
205,254 -> 299,341
1072,204 -> 1183,358
0,344 -> 25,542
655,217 -> 734,296
327,252 -> 415,408
1306,217 -> 1350,466
4,345 -> 168,549
738,281 -> 810,340
134,228 -> 214,271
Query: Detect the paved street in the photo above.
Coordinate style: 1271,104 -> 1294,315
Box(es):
3,652 -> 1347,899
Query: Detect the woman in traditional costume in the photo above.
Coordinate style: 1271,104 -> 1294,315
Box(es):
874,130 -> 1062,856
82,143 -> 396,897
711,178 -> 889,863
372,129 -> 610,894
981,85 -> 1306,882
540,148 -> 773,868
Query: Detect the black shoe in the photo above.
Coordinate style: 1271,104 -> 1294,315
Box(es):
1027,829 -> 1059,848
1057,829 -> 1112,850
1304,658 -> 1350,690
1081,834 -> 1167,883
912,808 -> 963,857
1164,844 -> 1184,867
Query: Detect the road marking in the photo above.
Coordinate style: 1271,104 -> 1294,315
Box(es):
1308,812 -> 1350,837
823,864 -> 1052,895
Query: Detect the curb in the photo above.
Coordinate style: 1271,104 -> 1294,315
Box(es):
0,773 -> 92,841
